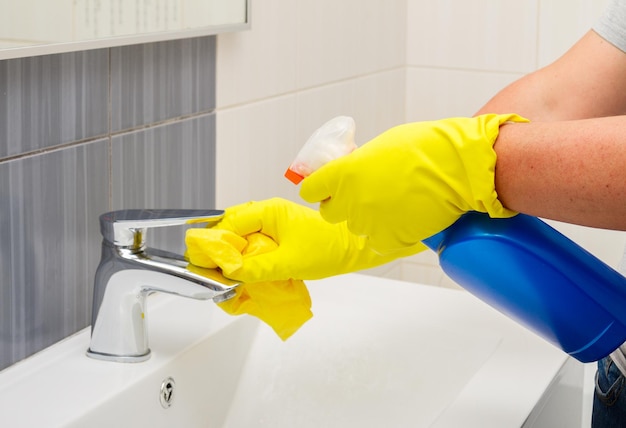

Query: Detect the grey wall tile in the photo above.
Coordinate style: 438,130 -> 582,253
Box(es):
110,37 -> 216,133
0,139 -> 109,370
0,35 -> 217,372
111,113 -> 216,253
0,50 -> 109,159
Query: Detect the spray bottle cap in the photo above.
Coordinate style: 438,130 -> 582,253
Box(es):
284,168 -> 305,185
285,116 -> 357,185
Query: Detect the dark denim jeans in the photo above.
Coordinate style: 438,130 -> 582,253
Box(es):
593,355 -> 626,427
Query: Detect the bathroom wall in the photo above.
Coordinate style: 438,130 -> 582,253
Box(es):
214,0 -> 626,287
403,0 -> 626,286
1,0 -> 623,380
0,36 -> 217,371
402,3 -> 621,426
213,3 -> 618,426
214,0 -> 408,280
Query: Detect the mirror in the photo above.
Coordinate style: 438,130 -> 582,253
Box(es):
0,0 -> 249,60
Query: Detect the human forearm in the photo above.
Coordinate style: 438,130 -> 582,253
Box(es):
475,29 -> 626,229
476,31 -> 626,122
494,116 -> 626,230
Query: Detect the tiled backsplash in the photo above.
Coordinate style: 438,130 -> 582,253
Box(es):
0,50 -> 109,159
0,36 -> 216,371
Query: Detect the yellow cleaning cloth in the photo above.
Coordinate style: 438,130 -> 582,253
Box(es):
186,229 -> 313,340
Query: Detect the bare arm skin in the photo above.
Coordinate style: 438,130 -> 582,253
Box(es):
495,118 -> 626,229
475,30 -> 626,229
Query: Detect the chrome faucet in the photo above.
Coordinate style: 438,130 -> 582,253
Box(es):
86,209 -> 240,363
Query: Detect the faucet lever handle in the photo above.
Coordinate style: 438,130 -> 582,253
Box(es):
100,209 -> 224,247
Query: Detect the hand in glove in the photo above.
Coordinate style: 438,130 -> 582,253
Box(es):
300,114 -> 528,253
186,197 -> 425,283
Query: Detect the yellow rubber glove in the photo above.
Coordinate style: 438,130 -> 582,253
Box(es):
300,114 -> 528,253
186,229 -> 312,340
186,198 -> 425,284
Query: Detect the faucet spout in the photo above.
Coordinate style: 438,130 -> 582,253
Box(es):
87,209 -> 239,363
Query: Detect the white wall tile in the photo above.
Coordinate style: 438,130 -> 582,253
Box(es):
406,67 -> 524,121
296,69 -> 406,145
295,0 -> 406,89
216,0 -> 298,108
294,81 -> 357,144
544,219 -> 626,269
352,69 -> 407,141
538,0 -> 610,68
215,95 -> 300,209
216,69 -> 407,209
217,0 -> 407,109
406,0 -> 538,73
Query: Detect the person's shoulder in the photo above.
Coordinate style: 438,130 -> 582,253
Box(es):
594,0 -> 626,53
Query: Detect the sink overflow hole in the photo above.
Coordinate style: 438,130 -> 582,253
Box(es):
160,377 -> 176,409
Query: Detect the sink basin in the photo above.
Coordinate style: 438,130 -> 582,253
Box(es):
0,274 -> 576,427
0,290 -> 259,428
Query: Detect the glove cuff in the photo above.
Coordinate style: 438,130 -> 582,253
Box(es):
465,113 -> 528,218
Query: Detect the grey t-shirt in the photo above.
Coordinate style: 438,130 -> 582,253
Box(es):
594,0 -> 626,53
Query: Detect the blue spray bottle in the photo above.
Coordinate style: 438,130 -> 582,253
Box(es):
422,212 -> 626,363
288,117 -> 626,363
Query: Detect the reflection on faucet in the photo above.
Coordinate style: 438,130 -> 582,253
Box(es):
86,209 -> 240,363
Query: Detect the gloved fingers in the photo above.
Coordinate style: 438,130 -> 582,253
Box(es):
215,200 -> 266,236
217,198 -> 325,242
317,197 -> 351,224
300,163 -> 353,225
226,251 -> 292,283
185,228 -> 246,272
346,218 -> 407,256
368,239 -> 430,258
366,234 -> 408,256
242,231 -> 278,257
299,161 -> 335,204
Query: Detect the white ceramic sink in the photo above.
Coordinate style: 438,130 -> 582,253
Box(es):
0,274 -> 578,427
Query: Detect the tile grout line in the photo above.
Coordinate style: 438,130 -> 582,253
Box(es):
0,110 -> 216,165
108,47 -> 113,210
214,65 -> 407,113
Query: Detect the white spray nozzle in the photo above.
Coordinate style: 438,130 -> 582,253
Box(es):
285,116 -> 357,184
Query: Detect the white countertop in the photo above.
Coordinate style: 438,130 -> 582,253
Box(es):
222,274 -> 571,428
0,273 -> 572,428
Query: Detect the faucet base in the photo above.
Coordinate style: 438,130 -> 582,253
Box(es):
86,348 -> 151,363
